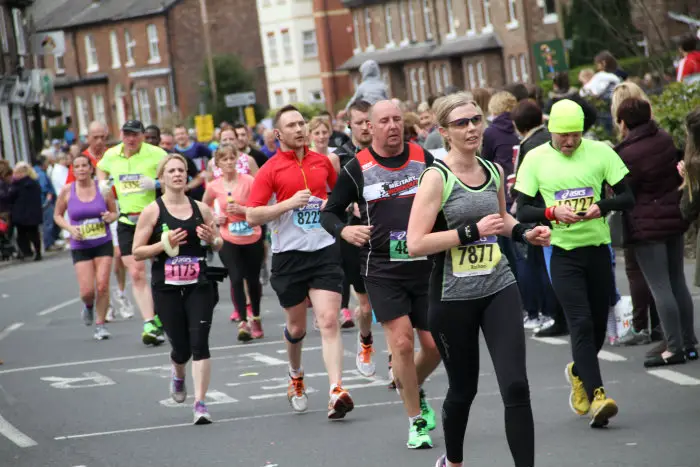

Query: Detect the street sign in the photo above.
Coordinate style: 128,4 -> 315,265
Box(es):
225,92 -> 256,108
195,114 -> 215,142
245,105 -> 256,127
31,31 -> 66,56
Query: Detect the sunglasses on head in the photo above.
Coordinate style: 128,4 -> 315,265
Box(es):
448,115 -> 483,128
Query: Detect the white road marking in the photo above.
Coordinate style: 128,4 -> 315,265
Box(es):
41,372 -> 115,389
243,353 -> 287,366
597,350 -> 627,362
276,345 -> 322,353
647,369 -> 700,386
0,412 -> 37,447
262,375 -> 371,390
36,297 -> 81,316
531,336 -> 568,345
0,340 -> 285,375
159,390 -> 238,407
249,387 -> 319,400
226,370 -> 361,387
0,322 -> 23,342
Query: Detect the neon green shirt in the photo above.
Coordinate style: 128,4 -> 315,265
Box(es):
514,139 -> 629,251
97,142 -> 167,224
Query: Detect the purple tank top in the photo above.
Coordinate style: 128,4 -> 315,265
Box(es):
68,181 -> 112,250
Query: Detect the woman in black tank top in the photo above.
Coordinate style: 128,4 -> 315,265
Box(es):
132,154 -> 223,426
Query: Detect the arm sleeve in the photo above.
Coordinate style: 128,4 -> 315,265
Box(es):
247,165 -> 275,207
596,179 -> 634,216
579,97 -> 598,133
516,192 -> 549,224
321,161 -> 361,238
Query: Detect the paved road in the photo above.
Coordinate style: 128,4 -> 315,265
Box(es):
0,252 -> 698,467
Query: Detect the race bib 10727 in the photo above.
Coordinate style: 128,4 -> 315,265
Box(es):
554,187 -> 594,214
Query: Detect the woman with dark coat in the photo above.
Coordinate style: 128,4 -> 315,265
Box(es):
9,162 -> 43,261
614,97 -> 696,367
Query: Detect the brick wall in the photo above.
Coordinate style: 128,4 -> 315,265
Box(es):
168,0 -> 268,119
313,0 -> 354,110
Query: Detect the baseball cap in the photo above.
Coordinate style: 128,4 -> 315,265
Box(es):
547,99 -> 584,134
122,120 -> 145,133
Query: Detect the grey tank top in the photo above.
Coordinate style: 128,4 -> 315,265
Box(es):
425,158 -> 515,301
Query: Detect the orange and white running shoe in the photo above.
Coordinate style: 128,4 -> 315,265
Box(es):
287,373 -> 308,413
356,332 -> 376,377
328,385 -> 354,419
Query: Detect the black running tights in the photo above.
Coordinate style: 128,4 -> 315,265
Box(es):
219,238 -> 264,317
429,284 -> 534,466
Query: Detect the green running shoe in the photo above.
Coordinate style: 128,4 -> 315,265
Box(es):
142,321 -> 165,346
420,389 -> 437,431
407,418 -> 432,449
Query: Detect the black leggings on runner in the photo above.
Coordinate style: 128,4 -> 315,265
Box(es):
429,284 -> 534,466
154,282 -> 216,364
219,238 -> 264,317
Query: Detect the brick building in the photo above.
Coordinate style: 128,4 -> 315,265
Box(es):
340,0 -> 564,103
628,0 -> 699,53
31,0 -> 267,139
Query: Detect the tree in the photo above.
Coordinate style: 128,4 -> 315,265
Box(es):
201,55 -> 264,125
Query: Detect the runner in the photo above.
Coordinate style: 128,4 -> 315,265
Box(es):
406,93 -> 550,467
328,99 -> 376,375
515,99 -> 634,427
203,143 -> 265,341
54,154 -> 119,340
174,124 -> 211,201
232,122 -> 268,169
133,154 -> 222,425
321,100 -> 441,448
246,105 -> 354,419
97,120 -> 168,346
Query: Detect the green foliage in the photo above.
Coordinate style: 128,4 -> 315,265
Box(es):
201,55 -> 265,125
651,82 -> 700,149
266,102 -> 326,121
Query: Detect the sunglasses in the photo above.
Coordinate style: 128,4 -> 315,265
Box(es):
448,115 -> 483,128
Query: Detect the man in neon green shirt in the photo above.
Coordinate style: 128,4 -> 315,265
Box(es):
515,100 -> 634,428
97,120 -> 167,346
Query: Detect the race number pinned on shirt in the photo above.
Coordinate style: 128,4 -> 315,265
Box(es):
389,230 -> 426,261
554,187 -> 594,214
228,221 -> 255,236
119,174 -> 142,194
79,218 -> 107,240
164,256 -> 201,286
293,199 -> 322,231
450,236 -> 501,276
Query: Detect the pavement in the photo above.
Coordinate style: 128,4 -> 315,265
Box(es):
0,251 -> 699,467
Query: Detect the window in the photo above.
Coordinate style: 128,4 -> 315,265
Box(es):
155,87 -> 168,124
147,24 -> 161,63
433,67 -> 442,93
441,64 -> 450,88
507,0 -> 518,27
543,0 -> 558,23
385,4 -> 394,46
467,63 -> 476,89
477,61 -> 486,87
446,0 -> 456,37
55,54 -> 65,74
309,90 -> 324,102
466,0 -> 476,34
288,89 -> 298,103
281,30 -> 292,63
408,0 -> 417,42
399,1 -> 408,43
353,12 -> 361,50
125,30 -> 136,66
364,8 -> 373,49
519,54 -> 529,82
131,91 -> 140,121
302,30 -> 317,58
267,33 -> 278,65
75,96 -> 89,136
410,69 -> 419,102
418,67 -> 427,102
115,84 -> 126,128
11,9 -> 26,56
422,0 -> 432,40
510,56 -> 519,82
110,31 -> 121,68
138,89 -> 151,126
482,0 -> 492,31
84,34 -> 99,72
0,9 -> 8,53
274,91 -> 284,108
60,98 -> 72,125
92,95 -> 106,125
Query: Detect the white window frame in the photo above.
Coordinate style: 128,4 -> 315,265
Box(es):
466,0 -> 476,35
60,98 -> 72,126
422,0 -> 432,40
302,30 -> 318,58
506,0 -> 519,29
288,89 -> 298,104
281,30 -> 293,63
125,30 -> 136,67
11,9 -> 26,56
441,64 -> 450,88
433,67 -> 442,94
131,90 -> 140,121
110,31 -> 121,69
519,54 -> 529,82
418,67 -> 427,102
399,1 -> 409,45
155,86 -> 168,124
54,54 -> 65,75
477,61 -> 486,87
410,69 -> 419,102
541,0 -> 559,24
92,94 -> 106,125
385,4 -> 395,48
274,91 -> 284,108
510,56 -> 519,82
364,8 -> 374,51
138,89 -> 151,126
0,9 -> 9,53
84,34 -> 99,72
482,0 -> 492,33
309,90 -> 324,103
267,33 -> 278,66
408,0 -> 417,42
75,96 -> 89,136
446,0 -> 456,38
353,12 -> 362,52
467,63 -> 476,89
147,24 -> 161,64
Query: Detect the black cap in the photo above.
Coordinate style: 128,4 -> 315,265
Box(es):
122,120 -> 145,133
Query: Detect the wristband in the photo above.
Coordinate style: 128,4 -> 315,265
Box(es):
512,223 -> 530,244
161,231 -> 179,257
456,222 -> 480,245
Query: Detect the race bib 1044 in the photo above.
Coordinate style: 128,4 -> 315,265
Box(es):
554,187 -> 594,214
450,235 -> 501,277
293,200 -> 322,231
79,218 -> 107,240
119,174 -> 142,194
389,230 -> 426,262
228,220 -> 254,236
164,256 -> 201,286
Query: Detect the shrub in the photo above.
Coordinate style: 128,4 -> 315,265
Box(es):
651,82 -> 700,149
266,102 -> 326,121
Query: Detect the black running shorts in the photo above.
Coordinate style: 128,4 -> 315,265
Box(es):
364,276 -> 429,330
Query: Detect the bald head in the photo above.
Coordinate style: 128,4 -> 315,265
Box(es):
87,121 -> 108,156
369,100 -> 404,157
369,100 -> 402,124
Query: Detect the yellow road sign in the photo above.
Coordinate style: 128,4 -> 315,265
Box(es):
195,114 -> 215,142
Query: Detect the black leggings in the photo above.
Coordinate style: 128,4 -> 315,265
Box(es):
15,224 -> 41,258
219,238 -> 264,318
430,284 -> 534,466
153,282 -> 216,364
550,245 -> 612,400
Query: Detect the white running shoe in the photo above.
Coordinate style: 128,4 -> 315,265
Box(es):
116,294 -> 134,319
94,325 -> 111,340
356,332 -> 376,377
106,306 -> 116,322
287,373 -> 308,413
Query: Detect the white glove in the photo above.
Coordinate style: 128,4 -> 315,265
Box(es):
140,176 -> 157,191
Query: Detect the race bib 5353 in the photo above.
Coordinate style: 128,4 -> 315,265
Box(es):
450,235 -> 501,277
554,187 -> 594,214
119,174 -> 142,194
164,256 -> 200,286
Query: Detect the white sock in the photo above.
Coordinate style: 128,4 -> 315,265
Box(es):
409,414 -> 422,428
289,365 -> 302,378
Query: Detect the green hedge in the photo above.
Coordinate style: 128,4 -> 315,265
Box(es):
651,82 -> 700,149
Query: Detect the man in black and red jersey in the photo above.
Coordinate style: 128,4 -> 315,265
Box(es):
246,105 -> 354,420
321,100 -> 441,449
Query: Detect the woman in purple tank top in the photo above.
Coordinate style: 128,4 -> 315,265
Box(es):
54,154 -> 118,340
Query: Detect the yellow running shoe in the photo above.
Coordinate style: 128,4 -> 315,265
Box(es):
589,388 -> 618,428
565,362 -> 590,415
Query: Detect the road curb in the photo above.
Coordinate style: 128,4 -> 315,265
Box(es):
0,249 -> 70,271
